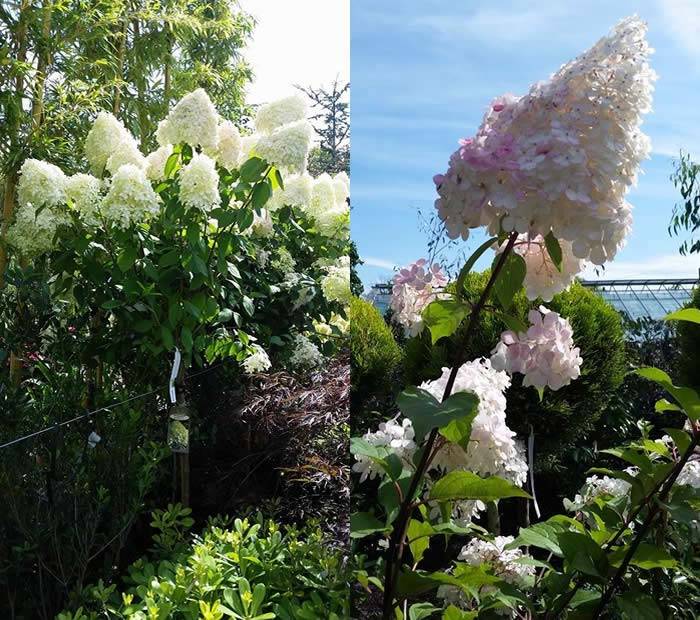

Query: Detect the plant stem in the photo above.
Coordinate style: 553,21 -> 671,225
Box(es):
381,231 -> 518,618
591,432 -> 700,618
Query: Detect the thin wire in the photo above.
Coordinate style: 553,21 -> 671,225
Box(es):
0,362 -> 225,451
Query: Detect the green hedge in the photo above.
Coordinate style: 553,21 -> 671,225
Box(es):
349,296 -> 403,398
404,274 -> 627,472
678,285 -> 700,389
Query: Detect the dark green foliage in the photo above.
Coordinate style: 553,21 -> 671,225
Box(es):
404,274 -> 627,474
350,297 -> 403,429
678,285 -> 700,389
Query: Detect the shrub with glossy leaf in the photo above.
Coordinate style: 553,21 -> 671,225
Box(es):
349,297 -> 403,416
678,285 -> 700,389
59,511 -> 350,620
404,275 -> 626,474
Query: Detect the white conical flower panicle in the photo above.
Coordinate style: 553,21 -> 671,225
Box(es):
491,306 -> 583,391
254,94 -> 308,134
178,153 -> 221,211
66,173 -> 102,225
352,417 -> 417,482
157,89 -> 219,150
242,345 -> 271,374
267,173 -> 314,211
105,137 -> 147,175
207,120 -> 241,170
321,256 -> 351,304
6,203 -> 68,257
422,359 -> 528,489
145,144 -> 173,182
434,16 -> 655,266
255,120 -> 313,174
16,159 -> 67,209
102,164 -> 161,228
84,111 -> 131,175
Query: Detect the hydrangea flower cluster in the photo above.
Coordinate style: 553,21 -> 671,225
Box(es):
565,468 -> 637,511
6,203 -> 68,257
390,259 -> 448,336
241,345 -> 272,375
178,153 -> 221,211
508,234 -> 585,301
433,16 -> 655,267
207,121 -> 241,170
288,334 -> 324,371
84,111 -> 131,176
156,88 -> 219,150
422,359 -> 528,489
145,145 -> 173,182
352,418 -> 417,483
491,306 -> 582,391
254,94 -> 308,134
16,159 -> 67,209
65,173 -> 102,226
101,164 -> 161,229
321,256 -> 352,304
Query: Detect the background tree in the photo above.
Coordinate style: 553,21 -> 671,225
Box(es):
669,151 -> 700,254
296,79 -> 349,175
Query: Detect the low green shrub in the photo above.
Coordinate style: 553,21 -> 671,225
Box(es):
349,297 -> 403,427
58,507 -> 350,620
678,285 -> 700,389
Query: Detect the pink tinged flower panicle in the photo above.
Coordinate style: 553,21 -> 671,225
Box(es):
390,259 -> 449,336
433,16 -> 655,265
491,306 -> 582,391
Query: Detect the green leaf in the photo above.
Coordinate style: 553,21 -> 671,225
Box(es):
495,311 -> 528,333
422,299 -> 470,344
158,249 -> 180,268
251,181 -> 272,209
608,543 -> 677,570
615,592 -> 663,620
181,327 -> 193,353
396,387 -> 479,442
164,152 -> 180,178
655,398 -> 681,413
558,531 -> 608,578
663,307 -> 700,324
544,231 -> 563,272
492,252 -> 526,309
663,427 -> 691,453
160,325 -> 175,351
455,236 -> 498,297
239,157 -> 267,183
443,605 -> 477,620
274,168 -> 284,190
407,519 -> 433,565
506,521 -> 567,556
429,471 -> 531,503
634,367 -> 700,420
242,296 -> 255,317
350,512 -> 389,538
117,246 -> 137,272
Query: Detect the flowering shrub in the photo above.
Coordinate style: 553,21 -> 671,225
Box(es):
348,17 -> 699,619
3,89 -> 350,385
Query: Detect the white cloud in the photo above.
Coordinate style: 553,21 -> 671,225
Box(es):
582,253 -> 699,280
239,0 -> 349,104
660,0 -> 700,63
361,256 -> 398,270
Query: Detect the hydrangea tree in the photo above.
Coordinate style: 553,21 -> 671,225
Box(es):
351,17 -> 699,619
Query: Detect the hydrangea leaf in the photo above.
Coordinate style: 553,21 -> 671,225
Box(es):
422,300 -> 470,344
608,543 -> 677,570
397,388 -> 479,442
615,592 -> 662,620
407,519 -> 433,565
557,531 -> 608,578
429,471 -> 531,503
544,231 -> 563,272
350,512 -> 389,538
634,367 -> 700,420
455,236 -> 499,297
663,307 -> 700,324
492,252 -> 526,310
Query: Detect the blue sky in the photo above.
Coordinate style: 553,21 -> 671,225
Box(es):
351,0 -> 700,289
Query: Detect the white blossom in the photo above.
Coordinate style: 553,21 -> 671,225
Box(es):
352,417 -> 417,482
255,120 -> 313,173
507,234 -> 585,301
333,171 -> 350,205
491,306 -> 582,391
102,164 -> 161,228
84,111 -> 131,175
157,89 -> 219,150
6,203 -> 68,257
565,468 -> 637,511
321,256 -> 351,304
390,259 -> 448,337
271,247 -> 296,272
288,334 -> 324,371
242,345 -> 271,374
267,173 -> 314,211
254,94 -> 308,134
66,173 -> 102,225
105,137 -> 146,175
423,359 -> 529,489
16,159 -> 67,209
434,16 -> 655,266
207,120 -> 241,170
178,153 -> 221,211
677,459 -> 700,488
459,536 -> 535,587
250,208 -> 274,237
145,144 -> 173,182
